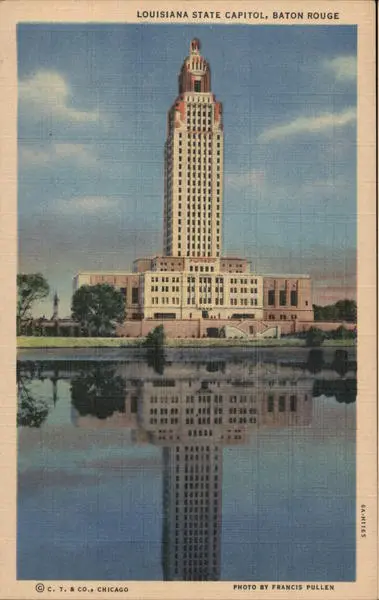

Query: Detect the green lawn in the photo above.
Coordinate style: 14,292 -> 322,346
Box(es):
17,336 -> 144,348
17,336 -> 355,349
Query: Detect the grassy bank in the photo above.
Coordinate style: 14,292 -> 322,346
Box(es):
17,336 -> 355,349
17,336 -> 144,348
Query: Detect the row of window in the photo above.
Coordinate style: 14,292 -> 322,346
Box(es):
268,314 -> 299,320
185,124 -> 217,133
178,251 -> 220,257
150,276 -> 181,282
150,286 -> 180,293
150,407 -> 179,415
180,147 -> 221,154
186,120 -> 213,127
149,416 -> 260,429
149,418 -> 179,425
182,475 -> 217,484
186,108 -> 213,117
231,278 -> 257,284
178,130 -> 221,136
177,395 -> 260,404
151,297 -> 180,305
267,395 -> 298,412
180,455 -> 219,464
180,137 -> 221,147
178,220 -> 220,226
230,298 -> 258,306
183,467 -> 212,475
177,177 -> 220,192
179,143 -> 221,151
179,226 -> 220,233
177,131 -> 221,138
230,287 -> 258,294
179,138 -> 221,148
177,230 -> 220,237
189,266 -> 215,273
268,290 -> 298,306
176,168 -> 218,177
170,165 -> 221,175
175,185 -> 221,203
147,286 -> 262,298
188,430 -> 213,437
181,247 -> 214,254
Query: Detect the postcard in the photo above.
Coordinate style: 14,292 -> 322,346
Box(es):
0,1 -> 377,599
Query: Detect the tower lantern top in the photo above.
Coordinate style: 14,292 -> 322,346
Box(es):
190,38 -> 201,54
178,38 -> 211,94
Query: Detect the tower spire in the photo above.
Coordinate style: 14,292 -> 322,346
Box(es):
52,291 -> 59,321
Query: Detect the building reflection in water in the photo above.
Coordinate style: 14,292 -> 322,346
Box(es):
131,363 -> 313,580
19,357 -> 355,580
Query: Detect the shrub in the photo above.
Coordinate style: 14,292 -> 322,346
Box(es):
332,325 -> 355,340
144,325 -> 165,349
305,327 -> 325,347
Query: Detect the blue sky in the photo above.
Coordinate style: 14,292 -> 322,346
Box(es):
17,24 -> 357,316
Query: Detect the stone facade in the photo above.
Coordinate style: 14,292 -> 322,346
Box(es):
142,268 -> 263,320
263,276 -> 314,322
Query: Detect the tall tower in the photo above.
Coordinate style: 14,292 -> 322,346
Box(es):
163,39 -> 224,258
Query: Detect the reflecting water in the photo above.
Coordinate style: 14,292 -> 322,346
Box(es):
17,349 -> 356,582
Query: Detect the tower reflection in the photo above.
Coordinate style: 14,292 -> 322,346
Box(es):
128,361 -> 314,581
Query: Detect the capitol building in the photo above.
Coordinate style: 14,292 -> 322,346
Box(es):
74,39 -> 314,336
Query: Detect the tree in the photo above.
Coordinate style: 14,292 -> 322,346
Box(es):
306,349 -> 325,373
334,299 -> 357,323
313,299 -> 357,323
71,284 -> 126,336
313,303 -> 338,321
17,371 -> 50,428
71,365 -> 127,419
17,273 -> 50,335
312,379 -> 356,404
331,349 -> 350,377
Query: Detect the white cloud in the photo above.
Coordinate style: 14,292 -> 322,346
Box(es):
323,56 -> 357,82
19,70 -> 103,124
56,196 -> 120,215
258,108 -> 356,142
19,142 -> 98,168
225,170 -> 265,189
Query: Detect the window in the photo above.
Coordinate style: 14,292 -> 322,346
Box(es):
279,290 -> 286,306
132,287 -> 139,304
194,80 -> 201,92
